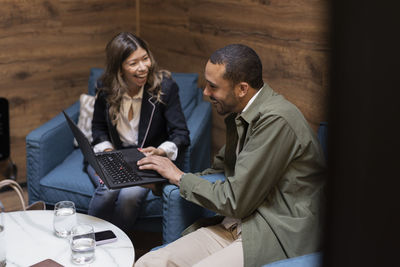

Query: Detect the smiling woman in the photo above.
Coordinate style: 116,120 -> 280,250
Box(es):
122,47 -> 151,94
86,32 -> 190,232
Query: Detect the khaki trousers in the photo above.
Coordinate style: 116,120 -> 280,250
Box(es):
135,224 -> 243,267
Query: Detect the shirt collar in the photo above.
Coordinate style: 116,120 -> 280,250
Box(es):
236,83 -> 271,124
241,86 -> 263,113
122,86 -> 144,101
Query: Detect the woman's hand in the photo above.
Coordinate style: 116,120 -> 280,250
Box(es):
139,146 -> 167,157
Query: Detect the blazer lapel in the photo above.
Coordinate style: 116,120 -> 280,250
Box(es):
138,90 -> 155,147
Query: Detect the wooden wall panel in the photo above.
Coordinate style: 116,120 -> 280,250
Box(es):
141,0 -> 330,157
0,0 -> 137,183
0,0 -> 329,182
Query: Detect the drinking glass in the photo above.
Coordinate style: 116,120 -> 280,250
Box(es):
53,201 -> 77,238
70,224 -> 96,264
0,203 -> 6,267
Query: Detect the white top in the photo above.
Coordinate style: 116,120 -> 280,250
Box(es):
93,88 -> 178,160
117,90 -> 144,147
2,210 -> 134,267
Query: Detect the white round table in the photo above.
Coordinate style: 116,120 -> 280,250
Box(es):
2,210 -> 134,267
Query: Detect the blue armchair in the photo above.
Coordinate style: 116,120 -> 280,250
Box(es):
26,68 -> 212,242
262,252 -> 322,267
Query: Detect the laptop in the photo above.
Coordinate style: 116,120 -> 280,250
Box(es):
63,111 -> 166,189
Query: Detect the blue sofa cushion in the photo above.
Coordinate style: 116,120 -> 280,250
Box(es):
88,68 -> 103,96
40,150 -> 94,211
171,72 -> 199,119
162,173 -> 226,243
262,252 -> 322,267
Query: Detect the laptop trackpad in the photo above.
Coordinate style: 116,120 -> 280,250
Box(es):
121,148 -> 162,178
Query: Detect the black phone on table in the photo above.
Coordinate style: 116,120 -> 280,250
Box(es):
95,230 -> 118,245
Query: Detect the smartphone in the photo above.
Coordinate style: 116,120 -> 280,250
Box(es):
94,230 -> 118,245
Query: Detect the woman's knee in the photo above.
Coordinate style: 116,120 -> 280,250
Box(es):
117,187 -> 149,207
88,187 -> 119,216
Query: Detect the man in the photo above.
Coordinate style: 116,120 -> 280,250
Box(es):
136,44 -> 326,267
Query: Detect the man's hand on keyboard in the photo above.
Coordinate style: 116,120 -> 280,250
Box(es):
137,155 -> 183,186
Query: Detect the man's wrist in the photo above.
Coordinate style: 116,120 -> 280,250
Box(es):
177,172 -> 186,186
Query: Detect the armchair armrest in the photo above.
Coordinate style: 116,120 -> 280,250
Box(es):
26,101 -> 79,203
262,252 -> 322,267
181,100 -> 212,173
162,173 -> 226,244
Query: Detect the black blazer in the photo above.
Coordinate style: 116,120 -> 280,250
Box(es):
91,76 -> 190,163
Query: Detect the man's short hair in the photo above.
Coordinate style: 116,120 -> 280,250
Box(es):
209,44 -> 263,89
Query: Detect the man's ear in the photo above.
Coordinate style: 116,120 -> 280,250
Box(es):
237,82 -> 250,98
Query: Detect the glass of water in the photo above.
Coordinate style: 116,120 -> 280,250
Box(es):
53,200 -> 77,238
70,224 -> 96,264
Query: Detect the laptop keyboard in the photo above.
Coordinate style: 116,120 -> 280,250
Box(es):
97,152 -> 142,184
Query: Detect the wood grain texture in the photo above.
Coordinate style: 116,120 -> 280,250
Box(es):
0,0 -> 137,182
141,0 -> 330,156
1,0 -> 329,182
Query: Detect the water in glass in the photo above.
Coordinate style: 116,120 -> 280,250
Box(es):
53,201 -> 77,238
71,237 -> 95,264
70,224 -> 95,264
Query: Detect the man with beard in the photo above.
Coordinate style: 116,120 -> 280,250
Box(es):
135,44 -> 326,267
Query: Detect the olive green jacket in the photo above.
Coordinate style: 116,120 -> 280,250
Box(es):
180,83 -> 326,267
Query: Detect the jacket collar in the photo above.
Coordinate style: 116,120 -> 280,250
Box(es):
106,85 -> 157,149
237,83 -> 273,124
138,89 -> 156,147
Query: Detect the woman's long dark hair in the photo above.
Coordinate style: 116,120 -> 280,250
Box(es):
99,32 -> 170,124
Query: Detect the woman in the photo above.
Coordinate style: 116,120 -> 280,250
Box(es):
87,32 -> 190,231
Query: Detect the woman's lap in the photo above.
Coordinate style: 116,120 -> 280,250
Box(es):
87,165 -> 149,230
